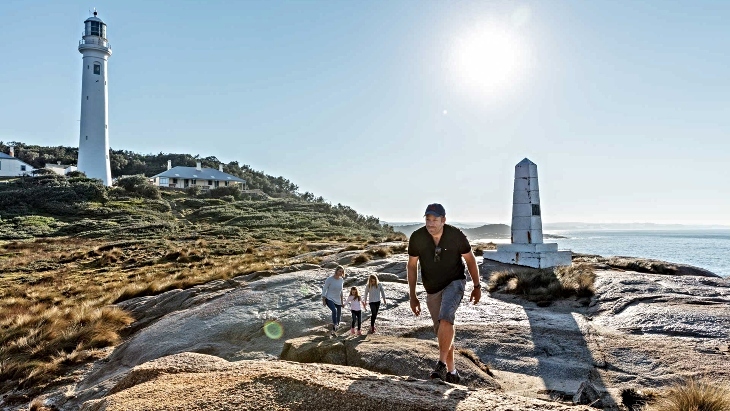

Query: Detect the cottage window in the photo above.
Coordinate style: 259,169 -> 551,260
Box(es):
159,177 -> 169,185
208,180 -> 213,186
172,178 -> 178,184
20,165 -> 26,171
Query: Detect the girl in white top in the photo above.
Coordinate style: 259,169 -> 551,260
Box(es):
322,266 -> 345,336
346,287 -> 363,335
363,274 -> 387,334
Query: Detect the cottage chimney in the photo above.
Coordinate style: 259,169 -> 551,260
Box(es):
57,161 -> 62,165
196,161 -> 202,171
167,160 -> 172,170
219,164 -> 223,172
9,147 -> 14,157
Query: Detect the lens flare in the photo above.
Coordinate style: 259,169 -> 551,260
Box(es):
263,320 -> 284,339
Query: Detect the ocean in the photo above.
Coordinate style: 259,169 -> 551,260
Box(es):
477,229 -> 730,278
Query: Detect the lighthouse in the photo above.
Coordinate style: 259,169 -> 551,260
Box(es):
77,10 -> 112,186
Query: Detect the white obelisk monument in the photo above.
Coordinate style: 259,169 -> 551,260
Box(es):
483,158 -> 572,268
77,10 -> 112,186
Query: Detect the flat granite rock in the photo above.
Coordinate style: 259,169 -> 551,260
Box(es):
25,251 -> 730,411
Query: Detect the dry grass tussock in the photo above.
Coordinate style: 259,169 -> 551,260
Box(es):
472,242 -> 497,255
487,263 -> 596,303
0,237 -> 367,391
645,377 -> 730,411
0,303 -> 132,387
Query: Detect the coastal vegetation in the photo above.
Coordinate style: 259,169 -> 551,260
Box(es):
0,146 -> 403,393
486,264 -> 596,303
646,377 -> 730,411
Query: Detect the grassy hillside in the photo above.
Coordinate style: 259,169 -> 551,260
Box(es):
0,158 -> 402,396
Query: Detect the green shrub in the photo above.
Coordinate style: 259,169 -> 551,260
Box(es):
209,185 -> 242,200
185,185 -> 201,197
181,198 -> 207,208
66,170 -> 86,178
70,179 -> 108,203
116,175 -> 161,200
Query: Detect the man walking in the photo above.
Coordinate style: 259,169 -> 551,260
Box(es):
407,203 -> 481,384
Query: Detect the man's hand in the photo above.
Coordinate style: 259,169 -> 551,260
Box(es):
322,297 -> 327,307
469,287 -> 482,304
409,296 -> 421,316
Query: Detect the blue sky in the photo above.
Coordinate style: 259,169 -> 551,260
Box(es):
1,1 -> 728,225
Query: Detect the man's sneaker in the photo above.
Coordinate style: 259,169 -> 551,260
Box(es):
430,361 -> 448,380
445,370 -> 461,384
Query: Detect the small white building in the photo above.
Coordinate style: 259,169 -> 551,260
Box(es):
151,161 -> 245,190
0,150 -> 35,177
45,162 -> 78,176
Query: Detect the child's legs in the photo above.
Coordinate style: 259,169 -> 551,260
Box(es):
353,310 -> 362,329
369,302 -> 380,327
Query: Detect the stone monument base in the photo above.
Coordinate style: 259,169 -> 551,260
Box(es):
483,243 -> 572,269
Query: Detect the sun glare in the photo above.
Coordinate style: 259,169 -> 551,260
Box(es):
448,19 -> 532,101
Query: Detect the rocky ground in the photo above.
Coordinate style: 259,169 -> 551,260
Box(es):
3,246 -> 729,410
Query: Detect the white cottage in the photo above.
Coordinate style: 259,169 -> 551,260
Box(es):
151,161 -> 245,190
45,162 -> 79,176
0,150 -> 35,177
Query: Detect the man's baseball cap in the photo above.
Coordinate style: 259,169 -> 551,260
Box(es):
424,203 -> 446,217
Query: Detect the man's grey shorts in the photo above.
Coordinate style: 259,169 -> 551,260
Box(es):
426,279 -> 465,334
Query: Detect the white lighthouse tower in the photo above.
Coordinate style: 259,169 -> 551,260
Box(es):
77,10 -> 112,186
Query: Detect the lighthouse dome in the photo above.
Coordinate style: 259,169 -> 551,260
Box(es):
84,12 -> 107,38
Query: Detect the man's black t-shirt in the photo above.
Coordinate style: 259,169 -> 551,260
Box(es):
408,224 -> 472,294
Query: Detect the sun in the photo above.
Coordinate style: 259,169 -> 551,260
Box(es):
447,21 -> 531,101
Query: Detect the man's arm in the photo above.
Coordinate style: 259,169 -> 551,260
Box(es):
463,251 -> 482,304
407,255 -> 421,316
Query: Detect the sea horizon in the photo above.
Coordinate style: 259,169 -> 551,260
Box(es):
472,228 -> 730,278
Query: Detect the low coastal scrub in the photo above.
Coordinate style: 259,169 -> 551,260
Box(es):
487,264 -> 596,303
646,377 -> 730,411
0,237 -> 372,392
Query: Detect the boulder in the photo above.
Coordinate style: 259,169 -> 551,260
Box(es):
79,353 -> 590,411
280,334 -> 500,389
573,381 -> 603,408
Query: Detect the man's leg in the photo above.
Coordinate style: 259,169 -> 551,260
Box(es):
435,280 -> 465,373
437,320 -> 456,371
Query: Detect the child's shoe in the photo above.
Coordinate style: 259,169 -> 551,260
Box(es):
350,328 -> 355,335
357,329 -> 362,335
